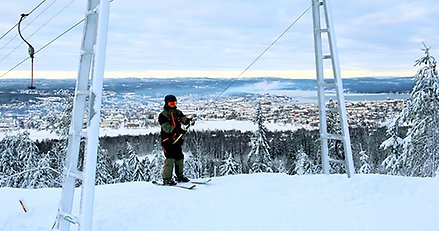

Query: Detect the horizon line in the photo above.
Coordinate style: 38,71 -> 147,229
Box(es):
0,69 -> 414,79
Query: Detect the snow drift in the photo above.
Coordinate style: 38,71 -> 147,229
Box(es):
0,173 -> 438,231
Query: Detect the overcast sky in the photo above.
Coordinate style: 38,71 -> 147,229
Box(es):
0,0 -> 438,79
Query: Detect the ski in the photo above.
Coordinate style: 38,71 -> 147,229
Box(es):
151,181 -> 196,190
190,179 -> 211,185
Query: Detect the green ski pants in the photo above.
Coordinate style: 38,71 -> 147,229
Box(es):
163,158 -> 185,180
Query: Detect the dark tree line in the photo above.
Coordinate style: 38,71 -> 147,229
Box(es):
0,124 -> 403,189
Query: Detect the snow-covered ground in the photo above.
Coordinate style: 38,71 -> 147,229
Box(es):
1,173 -> 438,231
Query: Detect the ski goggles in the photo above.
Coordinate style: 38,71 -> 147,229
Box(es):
167,101 -> 177,107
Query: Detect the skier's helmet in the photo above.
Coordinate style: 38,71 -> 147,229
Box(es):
164,95 -> 177,107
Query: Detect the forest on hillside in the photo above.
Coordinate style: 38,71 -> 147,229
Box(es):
0,124 -> 403,188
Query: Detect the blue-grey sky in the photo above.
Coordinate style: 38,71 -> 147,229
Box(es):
0,0 -> 438,78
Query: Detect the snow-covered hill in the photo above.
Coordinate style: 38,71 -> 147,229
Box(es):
1,174 -> 438,231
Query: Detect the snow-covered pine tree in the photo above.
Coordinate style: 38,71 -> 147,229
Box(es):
127,143 -> 145,182
380,117 -> 405,175
142,157 -> 151,182
358,147 -> 372,174
0,135 -> 18,187
95,148 -> 114,185
276,159 -> 286,174
0,131 -> 40,188
219,152 -> 242,176
29,153 -> 55,188
270,158 -> 286,173
185,151 -> 204,179
16,131 -> 39,188
20,133 -> 38,188
116,159 -> 131,183
45,141 -> 66,187
400,44 -> 439,177
248,102 -> 273,173
149,141 -> 165,181
293,149 -> 314,175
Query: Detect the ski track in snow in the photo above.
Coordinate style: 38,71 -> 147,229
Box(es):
0,174 -> 438,231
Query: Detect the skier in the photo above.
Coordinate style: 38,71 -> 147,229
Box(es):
158,95 -> 194,185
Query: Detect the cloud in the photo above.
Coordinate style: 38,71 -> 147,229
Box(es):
332,0 -> 439,73
0,0 -> 438,78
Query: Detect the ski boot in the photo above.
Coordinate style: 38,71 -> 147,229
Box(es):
176,176 -> 190,183
163,178 -> 177,186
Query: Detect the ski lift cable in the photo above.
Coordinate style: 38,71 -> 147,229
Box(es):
0,0 -> 118,79
0,0 -> 59,55
0,0 -> 48,42
2,0 -> 307,86
0,0 -> 71,62
28,0 -> 79,40
196,2 -> 314,118
0,18 -> 84,78
29,0 -> 116,53
0,15 -> 35,63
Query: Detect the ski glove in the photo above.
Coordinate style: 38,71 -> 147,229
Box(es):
188,117 -> 195,126
174,126 -> 186,135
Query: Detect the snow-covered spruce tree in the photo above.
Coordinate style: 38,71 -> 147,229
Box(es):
326,99 -> 346,174
277,159 -> 286,174
358,147 -> 372,174
247,102 -> 273,173
95,148 -> 114,185
400,44 -> 439,177
129,154 -> 145,182
149,141 -> 165,181
185,151 -> 204,179
0,131 -> 41,188
293,149 -> 314,175
44,141 -> 67,187
271,158 -> 286,173
116,159 -> 131,183
29,153 -> 55,188
380,117 -> 405,175
0,135 -> 18,187
126,143 -> 146,182
18,131 -> 40,188
142,157 -> 151,182
219,152 -> 242,176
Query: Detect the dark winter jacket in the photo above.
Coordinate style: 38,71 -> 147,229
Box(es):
158,106 -> 191,146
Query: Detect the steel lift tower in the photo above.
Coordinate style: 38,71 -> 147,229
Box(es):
55,0 -> 110,230
311,0 -> 355,177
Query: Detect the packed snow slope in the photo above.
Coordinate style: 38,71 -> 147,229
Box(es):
1,173 -> 438,231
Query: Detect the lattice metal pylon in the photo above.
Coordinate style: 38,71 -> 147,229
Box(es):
311,0 -> 355,177
56,0 -> 110,230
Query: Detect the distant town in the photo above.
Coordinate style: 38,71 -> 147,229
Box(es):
0,88 -> 406,132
